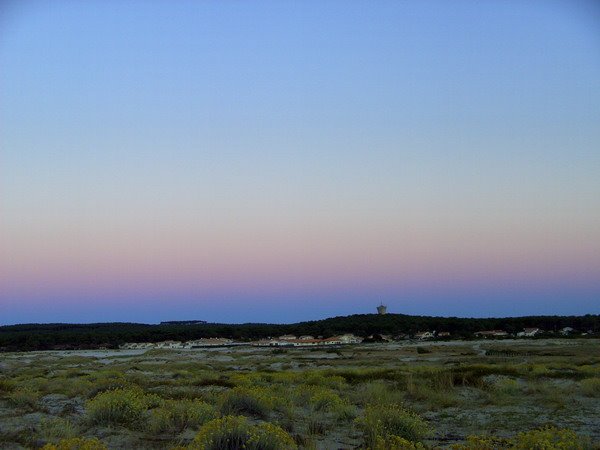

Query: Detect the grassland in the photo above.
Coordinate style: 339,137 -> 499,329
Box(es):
0,339 -> 599,449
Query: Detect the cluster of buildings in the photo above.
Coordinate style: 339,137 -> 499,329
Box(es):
120,334 -> 363,350
118,305 -> 586,349
405,326 -> 580,340
413,331 -> 451,340
469,327 -> 578,339
253,333 -> 363,347
121,338 -> 235,350
474,330 -> 511,338
119,326 -> 587,349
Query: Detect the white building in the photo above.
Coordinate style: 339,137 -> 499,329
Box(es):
184,338 -> 232,348
253,339 -> 291,347
278,335 -> 297,341
155,340 -> 183,349
336,334 -> 363,344
288,339 -> 322,347
414,331 -> 434,340
517,328 -> 540,337
119,342 -> 158,349
475,330 -> 509,338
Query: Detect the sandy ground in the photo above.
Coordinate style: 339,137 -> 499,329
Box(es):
1,338 -> 599,449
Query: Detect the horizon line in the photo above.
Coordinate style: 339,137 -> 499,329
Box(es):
2,311 -> 599,328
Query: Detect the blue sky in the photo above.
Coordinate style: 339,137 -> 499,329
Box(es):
1,1 -> 599,324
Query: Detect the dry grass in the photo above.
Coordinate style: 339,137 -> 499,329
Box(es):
0,339 -> 598,449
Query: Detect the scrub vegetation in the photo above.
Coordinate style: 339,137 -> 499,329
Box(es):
0,339 -> 599,449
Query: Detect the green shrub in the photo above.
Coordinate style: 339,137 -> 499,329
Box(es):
41,437 -> 107,450
513,426 -> 591,449
43,376 -> 93,398
149,399 -> 217,434
149,384 -> 207,401
304,373 -> 347,390
452,427 -> 591,450
0,378 -> 14,393
309,389 -> 343,412
86,387 -> 156,427
354,380 -> 404,406
488,378 -> 523,406
493,378 -> 521,395
333,401 -> 357,422
275,409 -> 296,434
191,377 -> 236,389
451,435 -> 511,449
371,435 -> 426,450
188,415 -> 297,450
523,380 -> 569,409
292,434 -> 317,450
405,375 -> 458,409
580,377 -> 600,397
332,368 -> 402,384
219,387 -> 272,418
357,404 -> 430,447
449,365 -> 519,388
86,381 -> 132,399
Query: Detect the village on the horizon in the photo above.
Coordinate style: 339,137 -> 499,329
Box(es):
120,304 -> 586,350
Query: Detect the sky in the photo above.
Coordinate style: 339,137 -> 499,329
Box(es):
1,0 -> 599,325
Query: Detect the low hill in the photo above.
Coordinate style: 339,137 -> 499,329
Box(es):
1,313 -> 598,351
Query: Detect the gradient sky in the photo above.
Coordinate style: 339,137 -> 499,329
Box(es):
1,1 -> 600,325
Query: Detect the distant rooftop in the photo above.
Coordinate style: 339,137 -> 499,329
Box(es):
160,320 -> 207,325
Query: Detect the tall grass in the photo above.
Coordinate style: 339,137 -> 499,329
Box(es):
39,418 -> 78,442
7,388 -> 40,410
352,380 -> 404,406
405,372 -> 459,409
219,387 -> 273,418
148,399 -> 216,434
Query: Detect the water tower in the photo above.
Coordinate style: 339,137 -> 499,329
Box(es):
377,303 -> 387,315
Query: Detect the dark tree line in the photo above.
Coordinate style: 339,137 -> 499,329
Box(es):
1,313 -> 598,351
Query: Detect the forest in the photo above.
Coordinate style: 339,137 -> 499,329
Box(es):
1,313 -> 599,351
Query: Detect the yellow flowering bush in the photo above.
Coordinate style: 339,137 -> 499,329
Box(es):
356,404 -> 430,448
494,378 -> 521,395
41,437 -> 107,450
304,373 -> 347,390
188,415 -> 297,450
453,427 -> 591,450
513,426 -> 591,449
293,385 -> 342,409
309,388 -> 343,412
86,387 -> 159,427
370,435 -> 427,450
580,377 -> 600,397
451,435 -> 511,449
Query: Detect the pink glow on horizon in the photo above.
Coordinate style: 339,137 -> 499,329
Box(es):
3,223 -> 599,304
